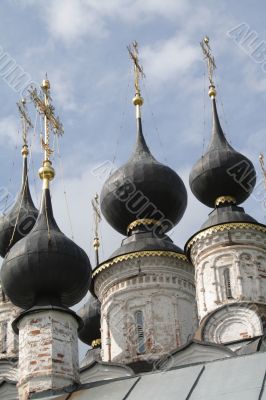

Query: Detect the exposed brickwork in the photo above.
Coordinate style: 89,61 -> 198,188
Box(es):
17,309 -> 79,400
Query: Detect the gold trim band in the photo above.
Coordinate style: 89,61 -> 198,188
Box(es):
93,250 -> 189,278
91,338 -> 101,348
215,196 -> 236,207
186,222 -> 266,251
127,218 -> 161,234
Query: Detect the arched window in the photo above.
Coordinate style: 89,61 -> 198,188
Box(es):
135,310 -> 145,354
224,268 -> 233,299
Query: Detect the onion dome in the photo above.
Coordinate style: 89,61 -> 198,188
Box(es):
101,120 -> 187,235
101,43 -> 187,236
190,37 -> 256,209
0,79 -> 91,310
1,176 -> 91,309
189,97 -> 256,208
0,145 -> 38,258
78,293 -> 101,347
185,37 -> 260,257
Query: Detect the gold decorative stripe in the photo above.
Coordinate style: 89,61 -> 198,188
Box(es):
215,196 -> 236,207
92,338 -> 101,348
92,250 -> 189,278
186,222 -> 266,251
127,218 -> 160,234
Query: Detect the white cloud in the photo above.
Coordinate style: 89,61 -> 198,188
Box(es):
0,115 -> 19,146
242,62 -> 266,93
141,35 -> 200,85
23,0 -> 189,44
43,0 -> 108,43
87,0 -> 189,22
48,70 -> 78,112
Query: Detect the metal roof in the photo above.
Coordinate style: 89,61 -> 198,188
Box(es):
39,351 -> 266,400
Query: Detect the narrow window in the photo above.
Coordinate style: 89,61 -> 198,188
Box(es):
13,332 -> 18,353
135,310 -> 145,354
224,268 -> 233,299
0,321 -> 7,353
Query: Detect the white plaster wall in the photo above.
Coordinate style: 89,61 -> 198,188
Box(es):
189,228 -> 266,329
202,304 -> 264,343
94,255 -> 198,364
0,289 -> 20,360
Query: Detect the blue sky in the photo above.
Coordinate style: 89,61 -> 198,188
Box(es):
1,1 -> 266,276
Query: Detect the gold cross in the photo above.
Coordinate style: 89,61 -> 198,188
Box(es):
127,41 -> 145,94
200,36 -> 216,87
92,193 -> 101,240
17,98 -> 33,146
259,153 -> 266,189
29,79 -> 63,161
91,193 -> 101,266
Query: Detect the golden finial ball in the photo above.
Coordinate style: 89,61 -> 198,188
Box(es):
132,93 -> 144,106
93,237 -> 100,248
21,145 -> 29,157
39,160 -> 55,181
41,79 -> 50,90
204,36 -> 209,44
208,85 -> 216,98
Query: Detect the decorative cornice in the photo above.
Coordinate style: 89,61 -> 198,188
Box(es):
92,250 -> 189,278
215,196 -> 236,207
127,218 -> 160,234
186,222 -> 266,253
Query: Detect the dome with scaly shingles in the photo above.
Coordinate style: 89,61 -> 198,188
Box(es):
101,117 -> 187,235
189,98 -> 256,208
1,186 -> 91,309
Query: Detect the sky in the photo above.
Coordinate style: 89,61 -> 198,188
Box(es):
0,0 -> 266,355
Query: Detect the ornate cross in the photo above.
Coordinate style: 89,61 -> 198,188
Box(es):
200,36 -> 216,87
29,78 -> 63,161
17,98 -> 33,146
127,41 -> 145,95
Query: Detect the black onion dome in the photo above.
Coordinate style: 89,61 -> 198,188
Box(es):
1,187 -> 91,309
0,153 -> 38,258
189,98 -> 256,208
78,293 -> 101,346
101,118 -> 187,235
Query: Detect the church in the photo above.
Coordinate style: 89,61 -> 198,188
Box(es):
0,39 -> 265,400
